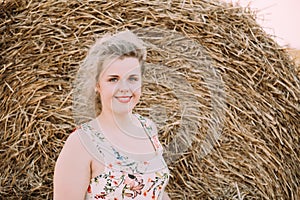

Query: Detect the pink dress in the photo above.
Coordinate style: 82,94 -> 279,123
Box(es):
76,114 -> 169,200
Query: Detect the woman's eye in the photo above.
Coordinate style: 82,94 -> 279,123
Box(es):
129,77 -> 138,81
108,78 -> 118,82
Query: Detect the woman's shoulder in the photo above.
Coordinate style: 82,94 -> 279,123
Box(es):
69,120 -> 106,161
135,113 -> 158,136
63,119 -> 97,151
69,119 -> 98,139
63,128 -> 86,151
56,127 -> 93,167
135,114 -> 166,154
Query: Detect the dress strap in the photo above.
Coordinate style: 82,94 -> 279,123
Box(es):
135,114 -> 160,152
76,124 -> 106,164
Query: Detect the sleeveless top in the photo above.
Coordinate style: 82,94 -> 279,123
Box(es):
76,114 -> 170,200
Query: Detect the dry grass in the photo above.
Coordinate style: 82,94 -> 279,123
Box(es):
287,49 -> 300,77
1,0 -> 299,199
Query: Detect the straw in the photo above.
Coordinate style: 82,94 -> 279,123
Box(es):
1,0 -> 299,199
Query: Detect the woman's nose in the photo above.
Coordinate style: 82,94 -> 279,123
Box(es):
117,80 -> 129,92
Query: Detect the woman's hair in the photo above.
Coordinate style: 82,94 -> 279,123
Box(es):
73,30 -> 146,124
87,31 -> 146,80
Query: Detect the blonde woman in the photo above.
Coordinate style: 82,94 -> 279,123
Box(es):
54,30 -> 170,200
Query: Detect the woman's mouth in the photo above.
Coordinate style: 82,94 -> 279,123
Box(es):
115,96 -> 132,103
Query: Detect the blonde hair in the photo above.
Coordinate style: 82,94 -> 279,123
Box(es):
73,30 -> 146,124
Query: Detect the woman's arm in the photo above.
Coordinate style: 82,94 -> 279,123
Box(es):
53,131 -> 91,200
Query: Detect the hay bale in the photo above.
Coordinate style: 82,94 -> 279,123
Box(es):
1,0 -> 299,199
287,49 -> 300,78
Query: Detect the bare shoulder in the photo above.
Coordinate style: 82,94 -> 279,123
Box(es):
59,129 -> 92,161
54,129 -> 92,199
63,130 -> 84,151
64,130 -> 81,146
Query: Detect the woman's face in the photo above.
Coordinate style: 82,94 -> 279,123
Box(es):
96,57 -> 142,115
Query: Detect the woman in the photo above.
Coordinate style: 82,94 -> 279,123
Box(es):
54,30 -> 170,200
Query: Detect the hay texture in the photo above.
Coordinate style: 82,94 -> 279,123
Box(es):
1,0 -> 299,199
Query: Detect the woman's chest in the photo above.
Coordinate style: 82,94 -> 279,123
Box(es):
87,166 -> 169,200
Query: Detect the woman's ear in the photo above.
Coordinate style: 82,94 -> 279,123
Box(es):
95,82 -> 101,93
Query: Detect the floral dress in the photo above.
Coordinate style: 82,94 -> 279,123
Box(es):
76,114 -> 170,200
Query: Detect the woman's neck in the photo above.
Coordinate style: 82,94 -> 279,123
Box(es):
97,110 -> 136,128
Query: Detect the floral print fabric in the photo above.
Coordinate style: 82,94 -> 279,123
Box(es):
77,114 -> 169,200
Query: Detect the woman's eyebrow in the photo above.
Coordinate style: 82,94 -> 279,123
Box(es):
107,75 -> 119,77
106,74 -> 139,77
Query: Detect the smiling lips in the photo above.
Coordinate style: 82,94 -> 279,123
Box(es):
115,96 -> 132,103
